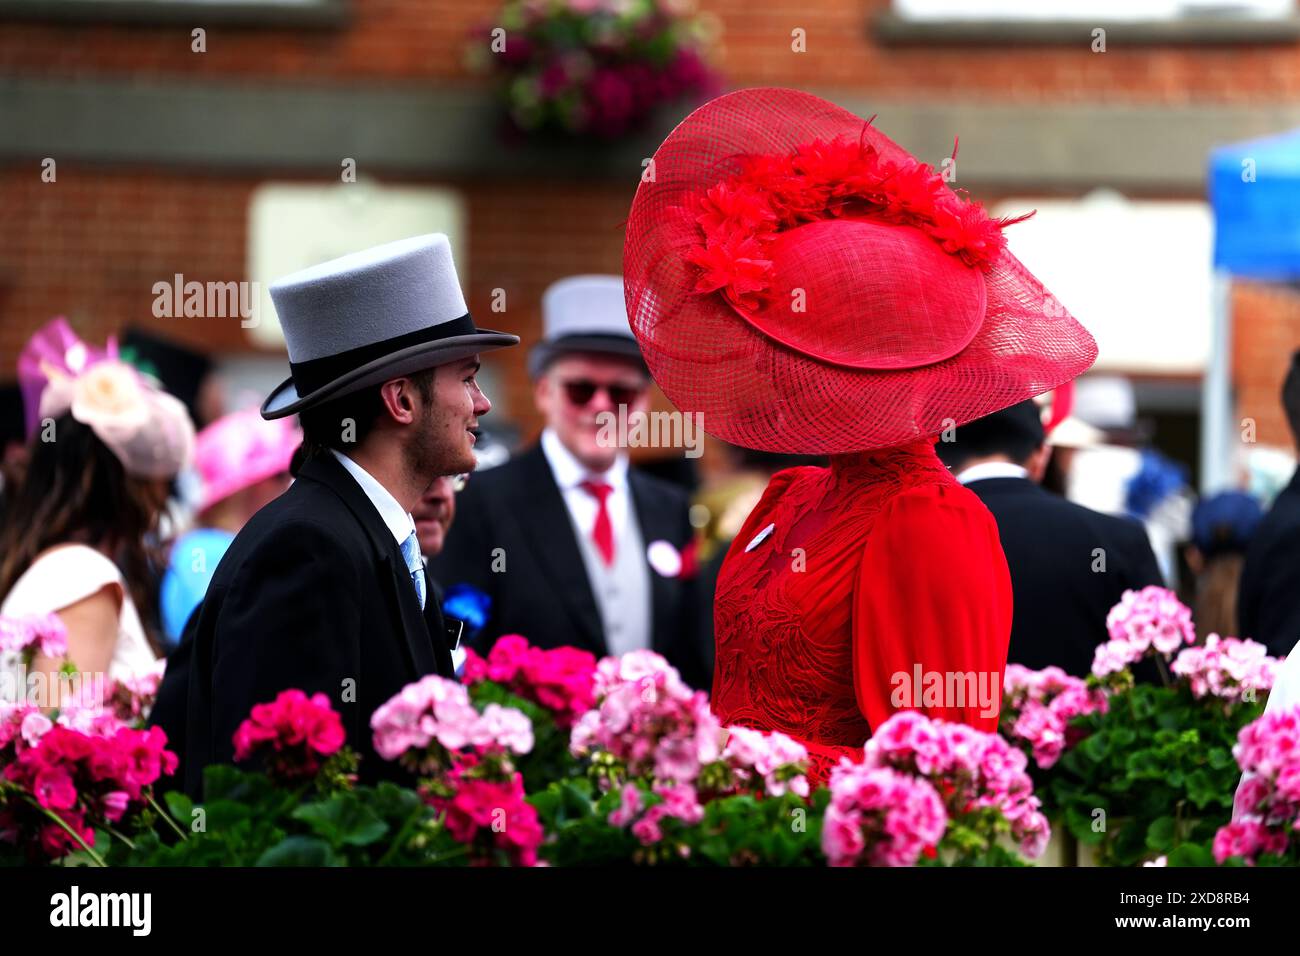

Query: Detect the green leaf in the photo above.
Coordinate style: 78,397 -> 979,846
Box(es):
163,790 -> 194,822
255,836 -> 337,867
292,795 -> 389,847
1166,842 -> 1215,867
1145,816 -> 1176,852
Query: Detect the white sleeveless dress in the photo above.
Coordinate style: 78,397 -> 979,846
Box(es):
0,544 -> 156,686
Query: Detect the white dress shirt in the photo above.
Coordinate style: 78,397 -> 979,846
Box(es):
540,427 -> 651,656
330,449 -> 417,548
540,427 -> 632,544
328,449 -> 464,669
954,461 -> 1030,485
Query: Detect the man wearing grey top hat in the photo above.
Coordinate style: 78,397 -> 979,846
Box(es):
431,275 -> 705,689
152,235 -> 518,796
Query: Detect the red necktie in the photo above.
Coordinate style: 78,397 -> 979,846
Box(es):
579,479 -> 615,566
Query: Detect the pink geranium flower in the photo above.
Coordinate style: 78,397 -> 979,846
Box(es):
1,723 -> 177,862
232,689 -> 345,783
461,635 -> 596,728
371,674 -> 533,771
0,613 -> 68,660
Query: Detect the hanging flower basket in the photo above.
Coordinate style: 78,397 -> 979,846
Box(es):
467,0 -> 722,141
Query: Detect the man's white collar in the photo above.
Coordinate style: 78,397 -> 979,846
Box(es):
955,461 -> 1030,485
540,427 -> 629,491
330,449 -> 416,545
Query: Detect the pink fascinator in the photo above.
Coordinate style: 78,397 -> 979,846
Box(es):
194,408 -> 301,513
17,318 -> 196,479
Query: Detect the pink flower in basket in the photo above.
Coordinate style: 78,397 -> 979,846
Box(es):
232,689 -> 345,783
0,613 -> 68,660
371,674 -> 533,769
1093,586 -> 1196,678
823,762 -> 947,867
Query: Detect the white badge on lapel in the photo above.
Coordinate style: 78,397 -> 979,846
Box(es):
745,522 -> 776,552
646,539 -> 682,577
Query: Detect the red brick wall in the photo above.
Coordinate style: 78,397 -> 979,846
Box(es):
3,0 -> 1300,100
1233,281 -> 1300,449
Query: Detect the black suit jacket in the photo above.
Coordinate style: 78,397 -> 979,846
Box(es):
429,444 -> 704,689
1239,467 -> 1300,658
150,452 -> 453,798
964,477 -> 1165,678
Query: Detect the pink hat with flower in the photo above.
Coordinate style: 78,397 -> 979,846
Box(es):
193,408 -> 301,514
17,318 -> 196,479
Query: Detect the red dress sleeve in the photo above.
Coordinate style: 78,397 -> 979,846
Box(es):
852,482 -> 1013,735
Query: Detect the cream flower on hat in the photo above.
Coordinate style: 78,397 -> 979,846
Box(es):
70,361 -> 151,433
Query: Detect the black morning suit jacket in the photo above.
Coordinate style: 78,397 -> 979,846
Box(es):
429,443 -> 706,690
150,452 -> 454,798
1239,467 -> 1300,659
964,477 -> 1166,679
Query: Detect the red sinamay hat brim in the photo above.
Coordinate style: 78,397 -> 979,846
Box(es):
622,87 -> 1098,453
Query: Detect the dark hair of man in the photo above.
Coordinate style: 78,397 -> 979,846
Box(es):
934,400 -> 1045,473
297,366 -> 437,461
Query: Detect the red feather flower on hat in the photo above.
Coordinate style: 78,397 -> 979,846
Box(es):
685,230 -> 773,314
679,131 -> 1031,315
694,181 -> 778,237
931,200 -> 1033,270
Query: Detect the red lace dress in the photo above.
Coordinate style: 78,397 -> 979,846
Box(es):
711,438 -> 1013,785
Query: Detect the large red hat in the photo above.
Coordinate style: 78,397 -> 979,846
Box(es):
622,87 -> 1098,453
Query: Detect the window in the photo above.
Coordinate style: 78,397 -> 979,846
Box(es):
893,0 -> 1293,21
0,0 -> 348,28
879,0 -> 1300,42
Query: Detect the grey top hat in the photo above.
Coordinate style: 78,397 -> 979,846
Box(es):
527,274 -> 647,379
261,234 -> 518,419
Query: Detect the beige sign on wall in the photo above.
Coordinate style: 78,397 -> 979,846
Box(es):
993,191 -> 1212,376
247,180 -> 467,350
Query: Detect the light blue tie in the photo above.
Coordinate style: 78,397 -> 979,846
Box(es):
400,531 -> 426,611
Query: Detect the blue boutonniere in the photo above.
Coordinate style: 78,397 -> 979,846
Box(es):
442,583 -> 491,633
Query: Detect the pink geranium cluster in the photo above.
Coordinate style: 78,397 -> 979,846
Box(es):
370,674 -> 533,774
0,613 -> 68,661
372,677 -> 540,866
106,660 -> 166,725
0,719 -> 176,861
1214,707 -> 1300,865
572,652 -> 809,851
863,711 -> 1051,859
1002,664 -> 1108,769
608,780 -> 705,851
426,752 -> 544,867
0,703 -> 52,762
719,725 -> 811,799
1,685 -> 124,750
571,650 -> 810,798
822,763 -> 947,867
462,635 -> 596,728
1093,586 -> 1196,679
232,689 -> 345,784
570,650 -> 723,785
1171,635 -> 1278,705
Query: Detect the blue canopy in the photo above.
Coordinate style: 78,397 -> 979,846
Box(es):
1210,127 -> 1300,280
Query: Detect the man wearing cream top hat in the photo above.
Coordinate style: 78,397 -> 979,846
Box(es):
431,275 -> 704,689
153,234 -> 518,795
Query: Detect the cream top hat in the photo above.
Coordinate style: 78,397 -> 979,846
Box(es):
528,274 -> 646,378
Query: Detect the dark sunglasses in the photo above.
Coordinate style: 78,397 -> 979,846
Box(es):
559,379 -> 645,407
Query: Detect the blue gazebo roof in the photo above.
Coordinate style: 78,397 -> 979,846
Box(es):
1210,126 -> 1300,280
